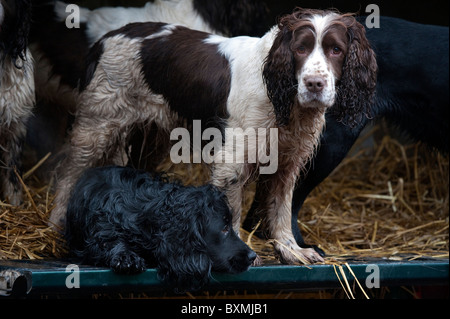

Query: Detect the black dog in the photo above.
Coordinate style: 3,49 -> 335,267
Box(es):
244,16 -> 449,254
65,166 -> 256,291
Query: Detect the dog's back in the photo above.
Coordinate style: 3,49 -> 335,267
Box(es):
65,166 -> 165,252
64,165 -> 256,288
365,16 -> 449,152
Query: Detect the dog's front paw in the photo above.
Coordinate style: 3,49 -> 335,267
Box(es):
110,252 -> 147,274
252,254 -> 263,266
274,240 -> 324,265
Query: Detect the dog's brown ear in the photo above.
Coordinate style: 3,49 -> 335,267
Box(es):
263,24 -> 297,127
333,15 -> 378,127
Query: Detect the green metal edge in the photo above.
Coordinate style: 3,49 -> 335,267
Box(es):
28,260 -> 450,293
1,259 -> 448,296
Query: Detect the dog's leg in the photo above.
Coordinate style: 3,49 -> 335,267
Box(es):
50,116 -> 130,230
104,241 -> 147,274
210,123 -> 257,234
211,161 -> 250,235
258,169 -> 324,264
85,238 -> 146,274
211,161 -> 264,266
0,121 -> 26,206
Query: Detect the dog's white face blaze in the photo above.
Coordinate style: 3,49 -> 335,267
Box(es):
296,14 -> 340,108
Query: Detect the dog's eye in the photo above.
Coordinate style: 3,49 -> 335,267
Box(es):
331,47 -> 342,55
297,45 -> 307,55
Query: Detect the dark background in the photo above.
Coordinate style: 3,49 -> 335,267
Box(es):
66,0 -> 449,26
267,0 -> 449,26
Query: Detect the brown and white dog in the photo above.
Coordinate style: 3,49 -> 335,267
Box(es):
51,8 -> 377,264
0,0 -> 35,205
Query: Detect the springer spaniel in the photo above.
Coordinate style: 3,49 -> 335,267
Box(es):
66,166 -> 256,292
244,16 -> 449,255
52,8 -> 377,265
0,0 -> 35,205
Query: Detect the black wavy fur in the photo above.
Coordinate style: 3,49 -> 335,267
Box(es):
193,0 -> 269,37
65,166 -> 256,292
0,0 -> 32,66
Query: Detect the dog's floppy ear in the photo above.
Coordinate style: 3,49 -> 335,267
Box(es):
263,22 -> 297,127
156,241 -> 211,292
333,15 -> 378,127
155,192 -> 212,292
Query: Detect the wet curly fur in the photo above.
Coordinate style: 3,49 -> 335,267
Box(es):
0,0 -> 35,205
263,9 -> 377,127
65,166 -> 256,291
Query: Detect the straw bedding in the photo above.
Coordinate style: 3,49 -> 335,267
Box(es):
0,125 -> 448,264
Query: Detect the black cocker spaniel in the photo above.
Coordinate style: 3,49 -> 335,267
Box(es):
65,166 -> 256,291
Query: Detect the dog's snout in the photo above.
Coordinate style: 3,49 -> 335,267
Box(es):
247,250 -> 257,263
305,76 -> 326,93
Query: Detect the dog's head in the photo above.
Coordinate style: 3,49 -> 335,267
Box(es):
156,184 -> 256,292
263,7 -> 377,127
201,187 -> 257,274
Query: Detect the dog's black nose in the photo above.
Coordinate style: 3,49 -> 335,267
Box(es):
247,250 -> 257,263
305,76 -> 326,93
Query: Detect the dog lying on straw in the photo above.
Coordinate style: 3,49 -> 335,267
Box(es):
65,166 -> 256,291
